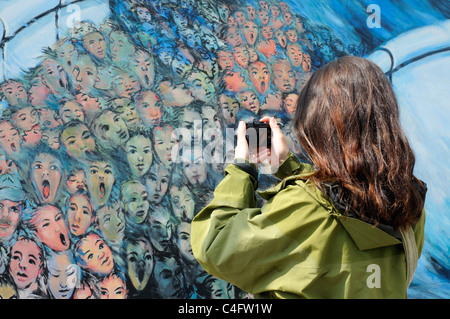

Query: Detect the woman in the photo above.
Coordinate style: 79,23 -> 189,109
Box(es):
191,56 -> 426,298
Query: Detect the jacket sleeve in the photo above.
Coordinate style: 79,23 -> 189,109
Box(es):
190,157 -> 321,295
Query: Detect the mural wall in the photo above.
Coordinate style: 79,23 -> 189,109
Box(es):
0,0 -> 448,299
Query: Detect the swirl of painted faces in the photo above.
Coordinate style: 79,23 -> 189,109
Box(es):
0,0 -> 364,299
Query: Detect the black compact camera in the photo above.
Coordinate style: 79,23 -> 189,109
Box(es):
242,121 -> 272,151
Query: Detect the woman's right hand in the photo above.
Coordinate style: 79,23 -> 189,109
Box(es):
258,116 -> 290,169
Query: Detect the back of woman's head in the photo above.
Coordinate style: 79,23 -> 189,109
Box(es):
293,55 -> 426,230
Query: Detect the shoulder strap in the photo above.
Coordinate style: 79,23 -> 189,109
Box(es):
399,226 -> 418,288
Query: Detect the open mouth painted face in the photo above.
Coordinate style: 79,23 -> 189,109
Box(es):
33,205 -> 70,251
86,161 -> 115,208
249,61 -> 271,95
31,153 -> 62,204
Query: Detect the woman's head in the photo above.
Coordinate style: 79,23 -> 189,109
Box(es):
293,56 -> 425,229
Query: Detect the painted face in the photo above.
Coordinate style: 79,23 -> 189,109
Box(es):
153,256 -> 184,298
153,126 -> 176,167
202,106 -> 222,137
38,107 -> 63,129
158,81 -> 194,107
31,153 -> 62,204
148,206 -> 172,252
186,72 -> 215,103
96,203 -> 125,244
239,91 -> 260,113
0,121 -> 21,156
67,193 -> 93,237
76,233 -> 114,275
122,181 -> 149,224
109,30 -> 135,63
222,71 -> 249,92
85,160 -> 115,208
273,60 -> 296,93
284,93 -> 299,114
9,239 -> 43,290
1,81 -> 28,106
0,200 -> 22,239
12,107 -> 39,131
219,94 -> 240,124
286,29 -> 298,43
126,238 -> 153,292
100,273 -> 127,299
283,11 -> 293,26
261,26 -> 273,39
72,56 -> 98,94
41,59 -> 69,96
172,51 -> 193,78
28,77 -> 52,107
59,101 -> 85,124
74,93 -> 101,118
182,153 -> 207,186
125,135 -> 153,178
225,27 -> 243,47
180,108 -> 202,146
130,50 -> 155,89
61,123 -> 96,159
135,91 -> 162,127
218,3 -> 230,22
242,21 -> 258,46
248,61 -> 270,95
65,169 -> 86,195
170,185 -> 195,221
257,9 -> 269,25
91,110 -> 130,148
47,251 -> 79,299
145,164 -> 170,205
111,98 -> 139,127
275,29 -> 288,48
83,32 -> 107,59
31,205 -> 70,251
22,124 -> 42,147
136,6 -> 152,23
217,50 -> 235,71
302,52 -> 312,72
287,43 -> 304,68
176,222 -> 195,261
232,46 -> 250,68
113,72 -> 141,98
260,0 -> 269,11
270,5 -> 281,17
55,41 -> 78,71
246,5 -> 256,20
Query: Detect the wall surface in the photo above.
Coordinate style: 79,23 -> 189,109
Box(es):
0,0 -> 448,299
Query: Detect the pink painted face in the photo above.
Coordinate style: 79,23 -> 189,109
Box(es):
76,233 -> 114,275
9,238 -> 43,290
242,21 -> 258,46
0,81 -> 28,106
287,43 -> 304,68
272,60 -> 296,93
83,31 -> 107,59
248,61 -> 270,95
30,153 -> 62,204
31,205 -> 70,251
0,121 -> 21,156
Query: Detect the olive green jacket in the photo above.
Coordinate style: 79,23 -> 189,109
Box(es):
191,153 -> 425,299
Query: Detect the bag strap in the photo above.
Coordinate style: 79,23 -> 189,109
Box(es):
399,226 -> 418,288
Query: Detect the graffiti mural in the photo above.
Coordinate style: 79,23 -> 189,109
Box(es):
0,0 -> 448,299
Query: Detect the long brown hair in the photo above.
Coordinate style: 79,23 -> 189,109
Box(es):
293,56 -> 425,230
